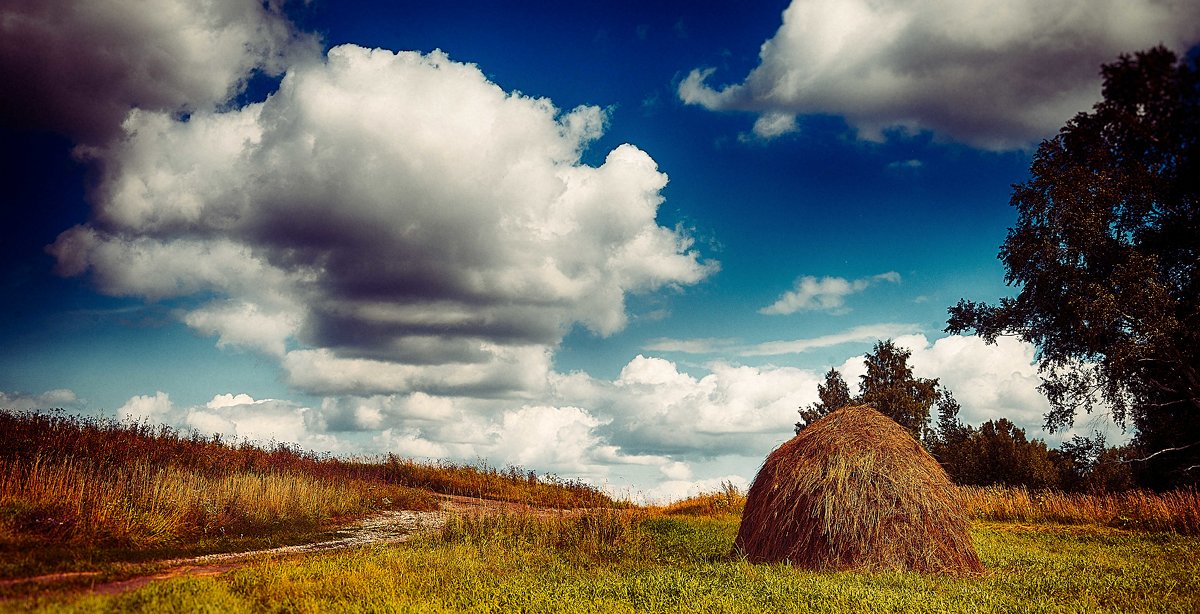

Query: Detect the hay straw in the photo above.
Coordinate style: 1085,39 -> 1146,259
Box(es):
735,405 -> 983,574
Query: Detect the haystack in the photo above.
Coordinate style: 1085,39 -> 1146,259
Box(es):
734,405 -> 982,574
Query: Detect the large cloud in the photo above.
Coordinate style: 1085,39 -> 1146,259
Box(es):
680,0 -> 1200,149
49,45 -> 717,397
156,353 -> 818,490
0,0 -> 316,143
853,334 -> 1128,444
552,356 -> 819,459
86,330 -> 1102,501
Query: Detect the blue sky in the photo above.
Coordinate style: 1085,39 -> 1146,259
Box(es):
2,0 -> 1197,501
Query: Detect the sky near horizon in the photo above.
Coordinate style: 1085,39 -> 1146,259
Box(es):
2,0 -> 1198,501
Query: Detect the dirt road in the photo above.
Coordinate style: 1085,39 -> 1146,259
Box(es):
4,493 -> 592,600
4,497 -> 471,599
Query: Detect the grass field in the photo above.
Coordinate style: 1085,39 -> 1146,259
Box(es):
20,512 -> 1200,613
4,408 -> 1200,612
0,410 -> 612,582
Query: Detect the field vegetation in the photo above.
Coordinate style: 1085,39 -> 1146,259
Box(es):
27,497 -> 1200,613
4,408 -> 1200,611
0,409 -> 612,581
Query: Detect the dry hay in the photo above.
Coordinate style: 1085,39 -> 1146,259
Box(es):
734,405 -> 983,574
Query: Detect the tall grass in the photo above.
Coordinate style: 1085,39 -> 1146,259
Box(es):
0,454 -> 428,549
961,485 -> 1200,534
431,509 -> 655,567
377,456 -> 616,509
0,407 -> 614,567
657,481 -> 746,517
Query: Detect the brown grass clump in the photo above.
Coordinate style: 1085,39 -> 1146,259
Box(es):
658,481 -> 746,517
735,405 -> 983,574
961,485 -> 1200,534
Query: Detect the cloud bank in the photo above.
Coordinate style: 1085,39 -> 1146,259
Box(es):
680,0 -> 1200,148
49,45 -> 717,398
0,0 -> 317,143
71,329 -> 1097,502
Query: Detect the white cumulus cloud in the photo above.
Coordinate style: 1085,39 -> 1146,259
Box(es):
0,0 -> 317,143
680,0 -> 1200,149
118,391 -> 175,423
49,44 -> 716,398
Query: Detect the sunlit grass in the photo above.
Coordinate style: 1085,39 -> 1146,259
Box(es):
0,408 -> 611,580
6,409 -> 1200,611
33,514 -> 1200,613
378,456 -> 617,509
654,480 -> 745,519
961,485 -> 1200,534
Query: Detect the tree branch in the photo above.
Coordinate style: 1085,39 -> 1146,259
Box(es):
1121,441 -> 1200,464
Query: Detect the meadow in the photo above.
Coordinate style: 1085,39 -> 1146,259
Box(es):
3,408 -> 1199,612
0,410 -> 609,583
20,506 -> 1200,613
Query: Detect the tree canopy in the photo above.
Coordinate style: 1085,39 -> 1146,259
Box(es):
946,46 -> 1199,487
796,340 -> 940,440
858,340 -> 939,439
795,367 -> 853,434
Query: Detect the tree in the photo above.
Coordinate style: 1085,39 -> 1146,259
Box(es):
960,419 -> 1060,490
795,368 -> 853,434
1055,433 -> 1135,493
928,389 -> 977,481
934,389 -> 967,445
858,340 -> 939,440
946,47 -> 1200,487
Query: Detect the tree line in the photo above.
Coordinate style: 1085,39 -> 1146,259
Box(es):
796,340 -> 1135,493
798,44 -> 1198,492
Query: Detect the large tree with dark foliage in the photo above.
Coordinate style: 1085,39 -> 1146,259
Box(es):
946,47 -> 1200,488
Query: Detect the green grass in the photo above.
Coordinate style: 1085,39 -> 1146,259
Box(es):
20,515 -> 1200,613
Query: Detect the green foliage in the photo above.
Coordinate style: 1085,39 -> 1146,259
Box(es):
934,390 -> 966,444
931,419 -> 1061,489
857,340 -> 940,440
946,46 -> 1200,488
797,341 -> 942,441
1055,434 -> 1136,493
795,368 -> 854,434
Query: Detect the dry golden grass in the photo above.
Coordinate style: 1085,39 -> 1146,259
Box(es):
0,407 -> 613,569
961,485 -> 1200,534
657,481 -> 746,518
0,453 -> 432,548
378,456 -> 617,509
736,406 -> 983,574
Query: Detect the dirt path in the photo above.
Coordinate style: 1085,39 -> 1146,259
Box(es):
5,494 -> 596,600
2,494 -> 597,599
5,501 -> 461,599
